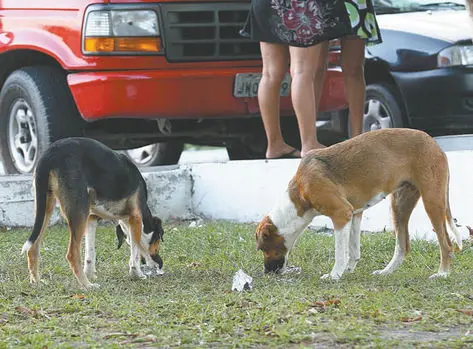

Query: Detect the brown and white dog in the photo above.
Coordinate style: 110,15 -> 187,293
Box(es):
256,128 -> 462,280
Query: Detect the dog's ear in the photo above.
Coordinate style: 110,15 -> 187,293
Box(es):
255,232 -> 263,251
261,223 -> 275,240
256,218 -> 276,250
116,224 -> 126,249
152,216 -> 164,242
153,216 -> 162,226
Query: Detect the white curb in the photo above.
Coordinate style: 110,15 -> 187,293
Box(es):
1,135 -> 472,242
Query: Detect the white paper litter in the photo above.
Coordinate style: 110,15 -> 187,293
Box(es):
231,269 -> 253,292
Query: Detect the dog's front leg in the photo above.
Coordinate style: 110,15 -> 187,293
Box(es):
117,220 -> 146,279
129,239 -> 146,279
346,213 -> 362,273
84,217 -> 98,281
322,220 -> 351,281
127,213 -> 160,278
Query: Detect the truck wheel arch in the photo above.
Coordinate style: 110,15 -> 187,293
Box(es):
0,49 -> 65,92
0,65 -> 84,174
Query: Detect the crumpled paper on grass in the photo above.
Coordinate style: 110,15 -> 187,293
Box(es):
231,269 -> 253,292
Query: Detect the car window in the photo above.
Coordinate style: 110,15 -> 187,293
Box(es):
374,0 -> 465,14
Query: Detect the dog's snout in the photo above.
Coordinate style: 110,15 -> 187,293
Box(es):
264,258 -> 285,273
140,254 -> 163,269
152,254 -> 163,269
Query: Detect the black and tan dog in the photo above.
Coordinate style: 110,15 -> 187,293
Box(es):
21,137 -> 164,289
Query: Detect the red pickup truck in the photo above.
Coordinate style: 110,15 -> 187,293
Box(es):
0,0 -> 347,174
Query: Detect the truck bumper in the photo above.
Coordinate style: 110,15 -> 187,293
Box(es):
68,67 -> 347,122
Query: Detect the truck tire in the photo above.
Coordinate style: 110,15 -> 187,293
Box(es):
226,141 -> 266,160
126,142 -> 184,167
0,66 -> 83,174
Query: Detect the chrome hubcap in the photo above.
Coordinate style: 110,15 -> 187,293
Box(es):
126,144 -> 159,166
363,99 -> 392,132
8,100 -> 38,173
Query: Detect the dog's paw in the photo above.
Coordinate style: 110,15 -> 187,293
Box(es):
321,273 -> 340,281
80,282 -> 100,290
86,282 -> 100,289
372,268 -> 392,276
29,276 -> 40,284
129,266 -> 147,280
428,272 -> 448,280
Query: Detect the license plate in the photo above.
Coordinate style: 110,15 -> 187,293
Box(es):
233,73 -> 291,98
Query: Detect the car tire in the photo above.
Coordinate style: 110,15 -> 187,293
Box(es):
126,142 -> 184,167
0,66 -> 83,174
348,83 -> 405,137
226,141 -> 266,160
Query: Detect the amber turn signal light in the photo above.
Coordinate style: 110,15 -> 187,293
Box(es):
84,37 -> 161,53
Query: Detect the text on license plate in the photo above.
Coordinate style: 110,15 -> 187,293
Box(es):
233,73 -> 291,98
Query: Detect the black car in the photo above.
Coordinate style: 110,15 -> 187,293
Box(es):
360,0 -> 472,135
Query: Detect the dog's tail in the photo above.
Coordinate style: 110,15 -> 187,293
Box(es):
21,157 -> 52,255
445,175 -> 463,251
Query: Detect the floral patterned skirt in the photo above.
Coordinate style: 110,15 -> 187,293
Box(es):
240,0 -> 382,47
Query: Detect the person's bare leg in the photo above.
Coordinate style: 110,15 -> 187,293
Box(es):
467,0 -> 473,41
290,44 -> 327,156
341,38 -> 366,137
313,41 -> 329,112
259,42 -> 299,159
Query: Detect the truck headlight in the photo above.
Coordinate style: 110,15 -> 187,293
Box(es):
83,9 -> 161,54
438,45 -> 473,67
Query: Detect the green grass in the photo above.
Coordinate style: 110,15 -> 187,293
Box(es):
1,221 -> 473,348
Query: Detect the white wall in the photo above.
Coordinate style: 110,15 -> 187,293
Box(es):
190,150 -> 473,242
0,167 -> 192,227
1,137 -> 472,242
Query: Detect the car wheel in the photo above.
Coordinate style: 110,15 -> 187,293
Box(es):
226,141 -> 266,160
363,83 -> 405,132
126,142 -> 184,167
0,66 -> 83,174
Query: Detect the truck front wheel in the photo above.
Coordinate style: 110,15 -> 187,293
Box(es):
126,142 -> 184,167
0,66 -> 83,174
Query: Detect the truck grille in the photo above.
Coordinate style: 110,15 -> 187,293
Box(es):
161,3 -> 260,62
